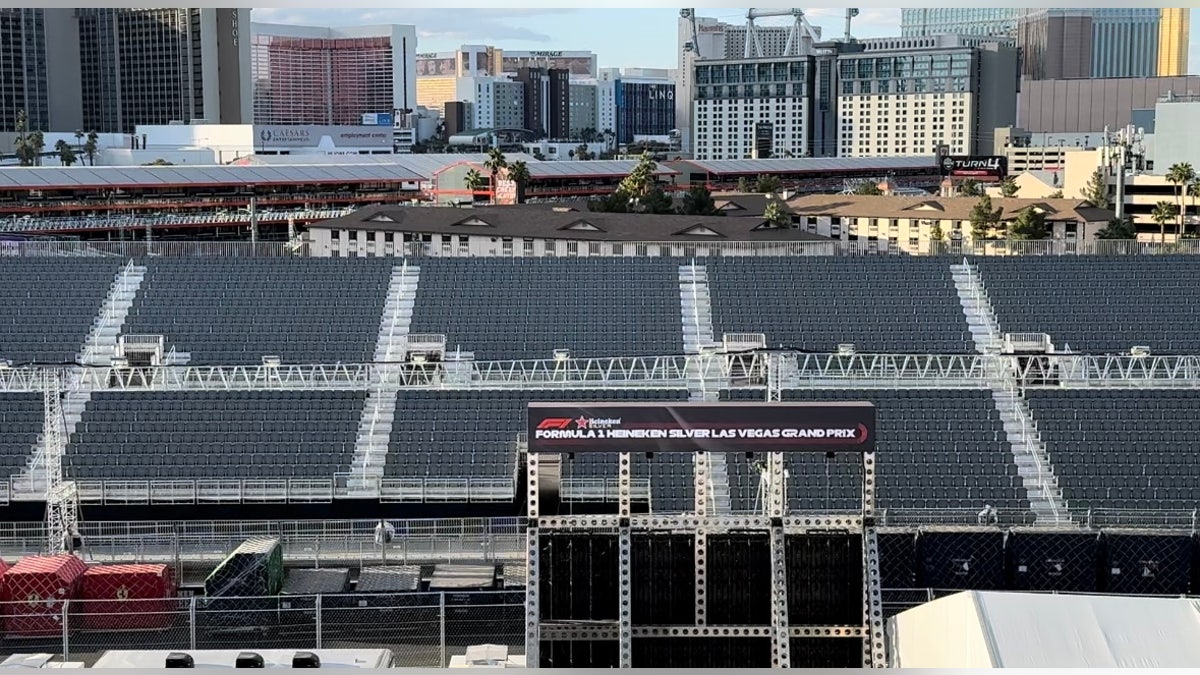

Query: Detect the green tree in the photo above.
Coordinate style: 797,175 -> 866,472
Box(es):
83,131 -> 99,166
679,185 -> 721,216
507,161 -> 531,204
1082,168 -> 1110,209
573,144 -> 592,160
1151,200 -> 1180,244
13,110 -> 36,166
755,174 -> 782,194
1095,215 -> 1137,240
969,194 -> 1003,241
54,139 -> 77,166
957,179 -> 983,197
1008,206 -> 1048,240
736,177 -> 751,193
589,152 -> 669,213
854,182 -> 882,196
1000,176 -> 1020,197
483,148 -> 508,204
1166,162 -> 1196,238
1048,190 -> 1064,199
1188,181 -> 1200,237
142,158 -> 173,166
464,168 -> 485,200
928,220 -> 944,242
73,129 -> 84,156
762,199 -> 791,228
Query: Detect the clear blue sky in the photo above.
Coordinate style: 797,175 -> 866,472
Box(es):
251,8 -> 1200,74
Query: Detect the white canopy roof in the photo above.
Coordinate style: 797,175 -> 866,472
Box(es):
888,590 -> 1200,668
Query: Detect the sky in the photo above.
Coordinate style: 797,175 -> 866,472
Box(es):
251,7 -> 1200,73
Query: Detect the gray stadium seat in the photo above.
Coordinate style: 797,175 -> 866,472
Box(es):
0,393 -> 41,474
975,256 -> 1200,353
122,258 -> 394,365
719,388 -> 1026,513
408,258 -> 685,361
1026,389 -> 1200,511
0,259 -> 120,364
65,390 -> 365,480
707,257 -> 973,353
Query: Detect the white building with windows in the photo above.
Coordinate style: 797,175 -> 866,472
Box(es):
692,58 -> 812,161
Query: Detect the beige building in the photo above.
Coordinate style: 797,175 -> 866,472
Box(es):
785,194 -> 1114,254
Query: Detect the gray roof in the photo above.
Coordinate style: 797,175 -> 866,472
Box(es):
233,152 -> 539,179
0,164 -> 423,190
313,203 -> 830,243
670,156 -> 940,176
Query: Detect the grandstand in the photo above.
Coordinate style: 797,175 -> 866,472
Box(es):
3,240 -> 1200,666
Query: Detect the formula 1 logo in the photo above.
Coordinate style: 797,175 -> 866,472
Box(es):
536,418 -> 574,430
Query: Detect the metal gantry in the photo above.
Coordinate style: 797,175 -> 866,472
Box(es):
525,439 -> 881,668
41,370 -> 78,555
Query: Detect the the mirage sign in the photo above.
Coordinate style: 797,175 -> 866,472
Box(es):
940,155 -> 1008,180
527,402 -> 876,454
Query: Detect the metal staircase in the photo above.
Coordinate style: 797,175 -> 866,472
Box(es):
951,259 -> 1071,525
346,263 -> 419,494
79,260 -> 146,366
679,262 -> 730,514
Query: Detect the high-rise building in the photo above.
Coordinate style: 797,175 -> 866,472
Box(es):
77,8 -> 252,134
516,67 -> 570,139
251,22 -> 416,126
0,9 -> 80,132
499,51 -> 596,78
677,12 -> 819,153
415,45 -> 502,113
689,36 -> 1020,161
1158,8 -> 1191,77
568,83 -> 597,137
900,9 -> 1020,37
835,37 -> 1020,158
463,78 -> 525,131
596,71 -> 677,145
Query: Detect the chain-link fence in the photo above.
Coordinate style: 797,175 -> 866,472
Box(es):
0,592 -> 524,667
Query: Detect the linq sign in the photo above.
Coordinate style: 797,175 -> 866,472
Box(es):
527,402 -> 876,454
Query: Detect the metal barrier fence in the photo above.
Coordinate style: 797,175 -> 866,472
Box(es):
0,240 -> 303,258
0,593 -> 524,667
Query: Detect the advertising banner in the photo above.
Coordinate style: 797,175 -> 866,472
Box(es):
528,402 -> 875,454
940,155 -> 1008,179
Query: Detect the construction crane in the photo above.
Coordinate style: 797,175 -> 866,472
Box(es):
680,8 -> 701,59
744,8 -> 821,58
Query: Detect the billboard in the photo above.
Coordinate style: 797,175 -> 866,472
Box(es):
527,402 -> 875,455
255,125 -> 393,148
940,155 -> 1008,179
417,56 -> 457,78
360,113 -> 394,126
502,55 -> 594,77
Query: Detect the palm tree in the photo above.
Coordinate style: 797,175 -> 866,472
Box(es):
53,139 -> 77,166
464,169 -> 484,201
83,131 -> 99,166
1165,162 -> 1195,238
27,130 -> 45,166
1151,200 -> 1180,244
507,161 -> 531,204
1189,181 -> 1200,238
483,148 -> 507,204
13,109 -> 34,167
74,129 -> 85,156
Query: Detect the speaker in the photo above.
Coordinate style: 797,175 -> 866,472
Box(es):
292,652 -> 321,668
165,653 -> 194,668
235,652 -> 265,668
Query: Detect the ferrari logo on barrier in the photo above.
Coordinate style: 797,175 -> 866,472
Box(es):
116,586 -> 130,601
25,592 -> 41,607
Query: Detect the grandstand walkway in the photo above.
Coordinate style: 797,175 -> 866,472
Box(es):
952,260 -> 1070,525
347,263 -> 420,494
79,260 -> 147,367
679,262 -> 730,515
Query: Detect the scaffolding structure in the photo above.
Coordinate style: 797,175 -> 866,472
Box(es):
524,409 -> 886,668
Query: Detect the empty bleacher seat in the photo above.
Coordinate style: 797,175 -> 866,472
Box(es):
65,390 -> 366,480
122,258 -> 394,365
975,256 -> 1200,353
0,393 -> 41,475
1026,389 -> 1200,511
408,258 -> 685,361
386,388 -> 693,512
707,257 -> 973,354
719,388 -> 1025,513
0,259 -> 120,364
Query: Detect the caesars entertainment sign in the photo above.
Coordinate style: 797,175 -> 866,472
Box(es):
527,402 -> 876,455
254,125 -> 392,149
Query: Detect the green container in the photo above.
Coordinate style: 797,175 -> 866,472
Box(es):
204,537 -> 284,597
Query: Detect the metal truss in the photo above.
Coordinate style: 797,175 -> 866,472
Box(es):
6,353 -> 1200,394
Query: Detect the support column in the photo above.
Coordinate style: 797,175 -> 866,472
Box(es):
618,451 -> 633,667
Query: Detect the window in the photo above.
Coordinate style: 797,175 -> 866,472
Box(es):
502,237 -> 514,256
588,242 -> 601,256
566,241 -> 579,256
612,243 -> 624,256
523,238 -> 535,256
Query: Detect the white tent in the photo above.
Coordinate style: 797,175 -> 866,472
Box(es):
888,590 -> 1200,668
